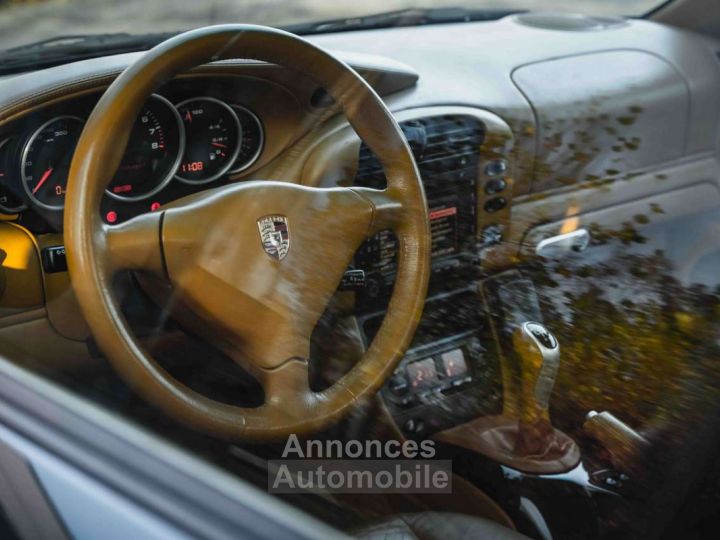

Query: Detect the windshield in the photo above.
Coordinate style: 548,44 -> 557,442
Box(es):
0,0 -> 666,51
5,0 -> 720,539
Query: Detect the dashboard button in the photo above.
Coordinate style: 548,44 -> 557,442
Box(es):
41,245 -> 67,273
484,178 -> 507,195
484,197 -> 507,213
485,159 -> 508,177
481,224 -> 503,245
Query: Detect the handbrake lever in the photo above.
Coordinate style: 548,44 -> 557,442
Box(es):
584,410 -> 650,476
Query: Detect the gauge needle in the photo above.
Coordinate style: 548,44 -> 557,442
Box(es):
33,167 -> 54,194
211,142 -> 227,148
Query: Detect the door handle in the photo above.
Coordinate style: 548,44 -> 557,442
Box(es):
535,228 -> 590,258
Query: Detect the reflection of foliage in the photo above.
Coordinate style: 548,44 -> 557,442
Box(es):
532,105 -> 645,188
587,221 -> 647,246
531,244 -> 720,448
504,101 -> 671,195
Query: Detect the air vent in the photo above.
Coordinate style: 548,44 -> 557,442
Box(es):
512,12 -> 628,31
355,115 -> 485,189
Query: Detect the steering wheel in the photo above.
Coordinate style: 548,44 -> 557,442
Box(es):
65,25 -> 430,440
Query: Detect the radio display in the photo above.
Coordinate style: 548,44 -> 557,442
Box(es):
407,358 -> 439,390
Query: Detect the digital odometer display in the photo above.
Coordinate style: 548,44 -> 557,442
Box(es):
106,94 -> 183,201
21,116 -> 84,211
176,97 -> 241,184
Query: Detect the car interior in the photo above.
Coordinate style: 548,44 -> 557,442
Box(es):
2,0 -> 720,538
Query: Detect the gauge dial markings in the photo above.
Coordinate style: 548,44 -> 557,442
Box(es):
228,105 -> 264,174
105,93 -> 184,202
20,115 -> 84,211
175,97 -> 242,185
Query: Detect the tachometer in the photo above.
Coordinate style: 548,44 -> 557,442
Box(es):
21,116 -> 84,211
175,97 -> 241,184
106,94 -> 184,201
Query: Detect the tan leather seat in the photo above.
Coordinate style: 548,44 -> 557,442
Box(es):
353,512 -> 530,540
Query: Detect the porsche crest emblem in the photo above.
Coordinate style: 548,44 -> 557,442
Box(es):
257,215 -> 290,260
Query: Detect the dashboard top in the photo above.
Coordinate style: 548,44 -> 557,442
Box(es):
0,14 -> 719,230
310,16 -> 720,189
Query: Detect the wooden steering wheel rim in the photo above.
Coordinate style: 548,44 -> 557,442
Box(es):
65,25 -> 430,441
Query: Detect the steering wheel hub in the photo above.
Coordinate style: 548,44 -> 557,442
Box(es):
160,181 -> 378,370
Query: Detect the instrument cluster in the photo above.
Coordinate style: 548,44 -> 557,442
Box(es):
0,90 -> 264,227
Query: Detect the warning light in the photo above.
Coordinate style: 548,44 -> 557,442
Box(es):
150,202 -> 161,211
106,211 -> 118,224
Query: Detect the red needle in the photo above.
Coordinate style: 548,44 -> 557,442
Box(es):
33,167 -> 54,194
211,142 -> 227,148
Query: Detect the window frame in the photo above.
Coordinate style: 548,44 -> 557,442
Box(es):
0,355 -> 343,540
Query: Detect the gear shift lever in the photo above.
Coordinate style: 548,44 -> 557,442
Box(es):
434,320 -> 580,474
512,322 -> 560,424
506,322 -> 563,456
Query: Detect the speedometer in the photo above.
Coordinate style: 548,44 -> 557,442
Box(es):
21,116 -> 84,211
175,97 -> 241,184
106,94 -> 184,201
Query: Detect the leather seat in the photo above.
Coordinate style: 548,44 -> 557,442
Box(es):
353,512 -> 530,540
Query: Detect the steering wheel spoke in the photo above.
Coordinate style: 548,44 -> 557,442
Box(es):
351,186 -> 406,237
102,211 -> 164,274
258,360 -> 312,408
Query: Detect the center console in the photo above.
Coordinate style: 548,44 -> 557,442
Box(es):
350,108 -> 516,438
343,108 -> 648,540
